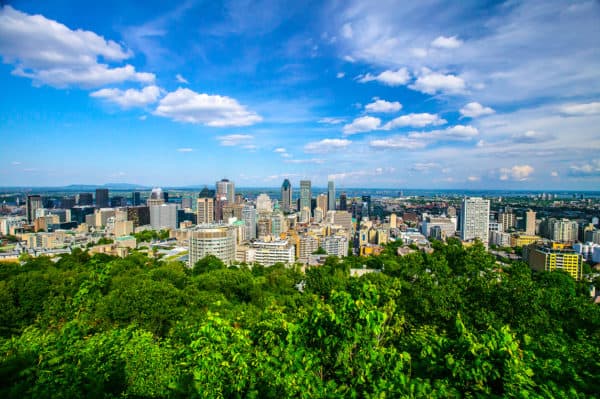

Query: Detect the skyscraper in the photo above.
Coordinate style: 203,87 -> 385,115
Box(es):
242,205 -> 257,240
95,188 -> 109,208
327,180 -> 336,211
460,197 -> 490,247
149,203 -> 178,230
317,193 -> 328,214
196,197 -> 214,224
189,224 -> 237,266
300,180 -> 311,212
339,192 -> 347,211
132,191 -> 141,206
147,187 -> 166,206
216,178 -> 235,203
77,193 -> 93,206
26,195 -> 43,223
281,179 -> 292,213
525,209 -> 536,235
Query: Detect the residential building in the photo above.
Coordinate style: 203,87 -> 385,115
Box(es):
188,224 -> 237,266
460,197 -> 490,247
526,243 -> 583,281
247,240 -> 295,266
196,197 -> 214,224
525,209 -> 536,235
323,235 -> 348,258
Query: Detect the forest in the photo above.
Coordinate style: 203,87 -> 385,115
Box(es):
1,238 -> 599,398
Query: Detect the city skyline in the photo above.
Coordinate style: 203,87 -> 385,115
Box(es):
1,1 -> 599,189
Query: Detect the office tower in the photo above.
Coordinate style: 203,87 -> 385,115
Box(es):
339,192 -> 347,211
149,203 -> 178,230
361,195 -> 372,219
196,197 -> 214,224
147,187 -> 166,206
313,207 -> 324,223
126,206 -> 150,227
77,193 -> 93,206
61,196 -> 76,209
317,193 -> 328,214
256,193 -> 273,213
300,180 -> 312,212
132,191 -> 141,206
163,191 -> 169,203
327,180 -> 336,211
110,196 -> 127,207
271,206 -> 286,236
189,224 -> 237,266
235,194 -> 244,205
181,196 -> 193,209
525,209 -> 536,235
199,187 -> 216,198
95,188 -> 109,208
242,205 -> 257,240
281,179 -> 292,213
460,197 -> 490,247
26,195 -> 43,224
216,178 -> 235,203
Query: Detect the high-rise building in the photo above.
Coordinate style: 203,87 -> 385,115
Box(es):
327,180 -> 336,211
542,218 -> 578,243
256,193 -> 273,213
132,191 -> 141,206
339,192 -> 347,211
26,195 -> 43,224
77,193 -> 93,206
300,180 -> 312,211
110,196 -> 127,207
61,196 -> 76,209
281,179 -> 292,213
323,235 -> 349,258
182,196 -> 193,209
95,188 -> 109,208
216,179 -> 235,203
526,243 -> 583,281
149,203 -> 178,231
242,205 -> 257,240
189,224 -> 237,266
147,187 -> 165,206
126,206 -> 150,227
498,210 -> 515,232
196,197 -> 214,224
460,197 -> 490,247
247,240 -> 295,266
525,209 -> 536,235
317,193 -> 328,214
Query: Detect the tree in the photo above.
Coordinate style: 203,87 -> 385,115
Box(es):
192,255 -> 225,275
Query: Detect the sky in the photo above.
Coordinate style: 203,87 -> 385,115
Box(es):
0,0 -> 599,190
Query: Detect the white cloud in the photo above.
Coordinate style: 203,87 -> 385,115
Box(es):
175,74 -> 188,84
460,102 -> 495,118
11,161 -> 21,165
411,162 -> 439,172
369,136 -> 426,150
90,85 -> 161,108
511,130 -> 554,144
328,167 -> 396,181
364,98 -> 402,113
274,147 -> 287,153
499,165 -> 534,181
409,125 -> 479,141
343,116 -> 381,134
304,138 -> 351,153
551,171 -> 559,177
284,158 -> 325,164
357,68 -> 410,86
569,159 -> 600,177
431,35 -> 462,49
410,68 -> 466,95
217,134 -> 254,146
467,176 -> 480,182
318,117 -> 346,124
139,115 -> 147,121
336,72 -> 345,78
383,113 -> 446,129
560,102 -> 600,116
177,148 -> 193,152
0,6 -> 154,87
154,88 -> 262,127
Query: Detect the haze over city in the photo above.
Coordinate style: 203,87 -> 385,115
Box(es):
1,1 -> 599,189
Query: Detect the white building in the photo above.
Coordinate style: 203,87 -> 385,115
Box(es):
323,235 -> 348,258
420,216 -> 456,239
247,240 -> 295,266
189,224 -> 237,266
460,197 -> 490,247
150,203 -> 178,231
256,193 -> 273,213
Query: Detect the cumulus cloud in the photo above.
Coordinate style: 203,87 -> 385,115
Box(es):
467,176 -> 480,182
328,167 -> 395,181
343,115 -> 381,134
364,98 -> 402,113
177,148 -> 193,152
511,130 -> 554,144
357,68 -> 410,86
341,23 -> 353,39
569,159 -> 600,177
154,88 -> 262,127
560,102 -> 600,116
499,165 -> 534,181
90,85 -> 161,108
431,35 -> 462,49
304,138 -> 351,153
274,147 -> 287,153
369,136 -> 426,150
460,102 -> 495,118
551,171 -> 559,177
410,162 -> 439,172
175,74 -> 188,84
409,68 -> 466,95
383,113 -> 446,129
408,125 -> 478,141
0,6 -> 154,87
318,117 -> 346,125
284,158 -> 325,164
336,72 -> 345,78
217,134 -> 254,146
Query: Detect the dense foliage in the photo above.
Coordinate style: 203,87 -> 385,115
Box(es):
1,241 -> 599,398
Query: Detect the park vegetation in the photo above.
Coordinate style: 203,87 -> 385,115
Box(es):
0,238 -> 599,398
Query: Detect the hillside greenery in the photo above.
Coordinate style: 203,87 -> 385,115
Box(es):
0,239 -> 599,398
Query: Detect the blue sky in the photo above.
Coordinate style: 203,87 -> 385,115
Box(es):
0,0 -> 599,189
